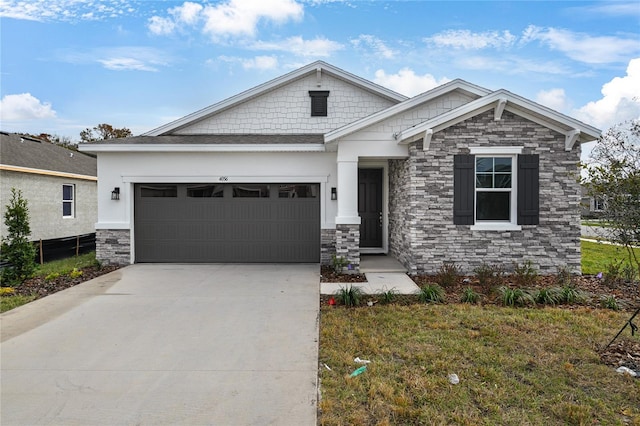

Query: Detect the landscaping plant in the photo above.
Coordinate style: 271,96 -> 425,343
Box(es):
460,287 -> 480,304
1,188 -> 37,287
418,283 -> 445,303
336,285 -> 363,307
435,261 -> 461,287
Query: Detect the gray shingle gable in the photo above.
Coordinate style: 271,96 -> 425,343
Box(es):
0,132 -> 96,176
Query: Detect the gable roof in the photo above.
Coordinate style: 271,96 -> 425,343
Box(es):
0,132 -> 97,177
396,89 -> 602,150
325,79 -> 491,143
144,61 -> 408,137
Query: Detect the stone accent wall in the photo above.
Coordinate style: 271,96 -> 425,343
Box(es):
388,159 -> 416,274
176,73 -> 396,135
400,110 -> 581,275
96,229 -> 131,265
320,228 -> 336,265
335,224 -> 360,272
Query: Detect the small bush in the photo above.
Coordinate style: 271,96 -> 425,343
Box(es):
45,272 -> 61,282
559,285 -> 585,305
69,268 -> 83,279
534,287 -> 561,306
460,287 -> 480,304
1,188 -> 37,286
601,295 -> 620,311
554,265 -> 574,287
0,287 -> 15,295
435,262 -> 461,287
418,283 -> 445,304
473,263 -> 504,290
621,263 -> 638,283
498,286 -> 535,307
512,260 -> 538,286
336,285 -> 363,307
376,287 -> 397,304
602,259 -> 624,287
331,255 -> 349,274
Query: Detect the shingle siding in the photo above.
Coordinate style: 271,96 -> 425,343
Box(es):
388,110 -> 581,275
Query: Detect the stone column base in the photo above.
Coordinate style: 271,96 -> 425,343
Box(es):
96,229 -> 131,265
335,224 -> 360,272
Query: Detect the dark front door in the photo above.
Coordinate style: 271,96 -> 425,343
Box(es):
358,168 -> 383,248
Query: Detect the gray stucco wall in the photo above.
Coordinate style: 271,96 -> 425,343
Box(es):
0,171 -> 97,241
389,110 -> 582,275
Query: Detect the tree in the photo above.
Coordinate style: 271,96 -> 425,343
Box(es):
80,123 -> 132,142
583,120 -> 640,285
1,188 -> 37,286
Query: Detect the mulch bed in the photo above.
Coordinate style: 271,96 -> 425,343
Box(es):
12,265 -> 121,299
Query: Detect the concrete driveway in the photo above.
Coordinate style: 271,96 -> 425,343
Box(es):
1,264 -> 320,425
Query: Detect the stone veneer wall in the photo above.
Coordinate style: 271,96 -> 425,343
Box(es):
96,229 -> 131,265
335,224 -> 360,272
394,109 -> 581,275
320,228 -> 336,265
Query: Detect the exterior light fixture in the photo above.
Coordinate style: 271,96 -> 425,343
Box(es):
331,187 -> 337,200
111,187 -> 120,200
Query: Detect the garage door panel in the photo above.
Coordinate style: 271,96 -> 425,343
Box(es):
135,183 -> 320,263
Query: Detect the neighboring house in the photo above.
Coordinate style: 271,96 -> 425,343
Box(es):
79,61 -> 600,274
581,184 -> 605,218
0,132 -> 97,243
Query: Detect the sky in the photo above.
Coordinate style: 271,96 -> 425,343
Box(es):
1,0 -> 639,160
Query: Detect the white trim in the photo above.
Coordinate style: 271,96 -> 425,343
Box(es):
121,175 -> 328,184
325,79 -> 490,143
494,98 -> 507,120
469,146 -> 523,155
0,164 -> 97,181
565,129 -> 581,151
423,129 -> 433,151
144,61 -> 407,136
95,222 -> 130,230
62,183 -> 75,219
471,223 -> 522,231
474,154 -> 518,228
335,215 -> 361,225
79,144 -> 326,153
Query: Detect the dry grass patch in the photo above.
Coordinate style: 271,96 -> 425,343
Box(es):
319,304 -> 640,425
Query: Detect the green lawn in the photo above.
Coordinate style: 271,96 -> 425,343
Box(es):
581,240 -> 640,275
319,305 -> 640,425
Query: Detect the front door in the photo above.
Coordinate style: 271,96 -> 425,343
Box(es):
358,168 -> 383,248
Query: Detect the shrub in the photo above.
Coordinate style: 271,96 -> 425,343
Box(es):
558,285 -> 585,305
69,268 -> 83,279
602,259 -> 625,287
44,272 -> 61,282
331,255 -> 349,274
512,260 -> 538,286
473,263 -> 504,290
554,265 -> 574,287
336,285 -> 363,307
0,188 -> 37,286
498,286 -> 535,307
601,295 -> 620,311
621,263 -> 638,283
460,287 -> 480,304
435,262 -> 461,287
376,287 -> 397,304
0,287 -> 15,295
418,283 -> 445,304
534,287 -> 561,306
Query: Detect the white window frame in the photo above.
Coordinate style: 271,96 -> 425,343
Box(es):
63,184 -> 75,218
469,147 -> 522,231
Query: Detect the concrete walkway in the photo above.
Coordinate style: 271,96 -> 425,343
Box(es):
1,264 -> 320,426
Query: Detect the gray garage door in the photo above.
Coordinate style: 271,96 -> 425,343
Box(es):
134,183 -> 320,263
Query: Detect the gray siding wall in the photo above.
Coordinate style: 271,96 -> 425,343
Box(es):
388,110 -> 582,275
1,171 -> 97,241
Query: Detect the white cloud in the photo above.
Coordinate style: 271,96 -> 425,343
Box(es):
0,0 -> 135,22
373,68 -> 449,97
576,58 -> 640,129
0,93 -> 57,121
426,29 -> 517,50
98,57 -> 159,72
147,16 -> 176,36
351,35 -> 395,59
521,25 -> 639,64
536,88 -> 569,113
242,55 -> 279,70
251,36 -> 343,57
170,1 -> 203,25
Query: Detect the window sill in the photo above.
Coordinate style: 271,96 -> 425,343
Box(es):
470,223 -> 522,231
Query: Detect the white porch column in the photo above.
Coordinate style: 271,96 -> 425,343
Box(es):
335,159 -> 361,225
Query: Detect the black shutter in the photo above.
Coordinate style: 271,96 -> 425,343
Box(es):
309,91 -> 329,117
517,154 -> 539,225
454,154 -> 475,225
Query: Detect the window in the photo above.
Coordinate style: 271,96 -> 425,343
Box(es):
278,184 -> 318,198
454,150 -> 539,230
187,184 -> 224,198
140,185 -> 177,197
593,197 -> 605,211
309,91 -> 329,117
475,157 -> 513,221
232,185 -> 270,198
63,184 -> 75,218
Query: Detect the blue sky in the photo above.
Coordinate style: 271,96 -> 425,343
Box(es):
1,0 -> 639,154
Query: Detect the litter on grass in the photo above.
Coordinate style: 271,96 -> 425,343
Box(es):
350,366 -> 367,377
354,357 -> 371,364
448,373 -> 460,385
324,363 -> 332,371
616,366 -> 637,377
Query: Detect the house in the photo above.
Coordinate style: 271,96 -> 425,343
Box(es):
79,61 -> 600,274
581,184 -> 605,218
0,132 -> 97,249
